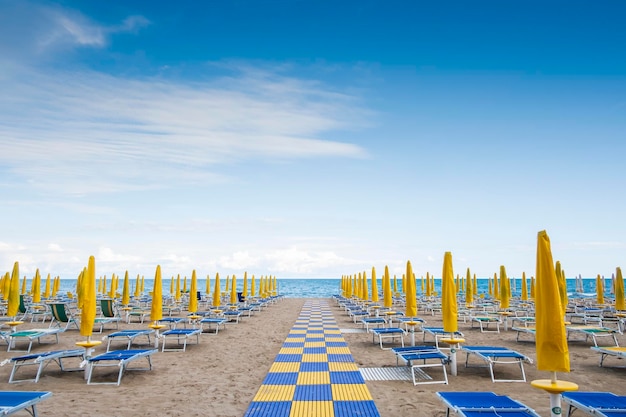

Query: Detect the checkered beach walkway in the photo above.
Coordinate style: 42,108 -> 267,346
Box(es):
244,300 -> 381,417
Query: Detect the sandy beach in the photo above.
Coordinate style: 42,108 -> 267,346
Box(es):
1,297 -> 625,417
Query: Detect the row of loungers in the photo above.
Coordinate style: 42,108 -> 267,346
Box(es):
2,390 -> 624,417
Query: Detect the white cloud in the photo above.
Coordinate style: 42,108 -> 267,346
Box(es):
265,247 -> 353,274
0,66 -> 369,195
47,243 -> 63,252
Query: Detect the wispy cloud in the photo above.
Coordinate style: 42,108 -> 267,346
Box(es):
0,65 -> 370,195
0,1 -> 150,56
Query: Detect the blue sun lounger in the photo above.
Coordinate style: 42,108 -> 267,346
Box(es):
160,328 -> 202,352
199,317 -> 227,334
423,327 -> 465,348
105,329 -> 155,352
562,392 -> 626,417
370,327 -> 406,350
87,349 -> 158,386
5,349 -> 84,383
0,391 -> 52,416
393,346 -> 449,385
437,391 -> 541,417
460,346 -> 532,382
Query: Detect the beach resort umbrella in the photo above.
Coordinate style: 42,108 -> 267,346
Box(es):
521,272 -> 528,301
405,261 -> 417,318
170,277 -> 174,296
230,274 -> 237,304
531,230 -> 577,417
21,275 -> 27,295
393,275 -> 398,295
133,274 -> 140,297
43,273 -> 51,299
493,272 -> 499,300
371,267 -> 379,303
473,274 -> 478,297
596,274 -> 604,305
212,273 -> 221,307
383,266 -> 392,308
465,268 -> 473,307
80,256 -> 97,338
425,272 -> 431,297
52,276 -> 59,297
251,275 -> 255,298
141,276 -> 145,293
555,262 -> 567,317
188,270 -> 198,314
499,266 -> 510,310
150,265 -> 163,323
206,274 -> 211,296
31,270 -> 41,303
242,272 -> 248,300
1,272 -> 9,300
183,276 -> 187,293
122,271 -> 130,306
362,271 -> 369,301
102,275 -> 108,297
615,267 -> 625,311
7,262 -> 20,318
225,275 -> 230,292
175,275 -> 181,301
442,252 -> 457,333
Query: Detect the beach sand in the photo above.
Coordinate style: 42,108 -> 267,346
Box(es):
1,298 -> 625,416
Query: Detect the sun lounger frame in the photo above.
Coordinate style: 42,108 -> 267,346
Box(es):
422,327 -> 465,348
105,329 -> 154,352
6,329 -> 63,353
394,346 -> 449,385
566,325 -> 619,347
470,316 -> 501,333
461,345 -> 531,382
590,346 -> 626,368
7,349 -> 84,383
0,391 -> 52,417
199,318 -> 227,334
370,327 -> 405,350
160,328 -> 202,352
87,349 -> 158,386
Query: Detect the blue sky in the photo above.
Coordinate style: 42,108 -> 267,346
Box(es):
1,0 -> 625,280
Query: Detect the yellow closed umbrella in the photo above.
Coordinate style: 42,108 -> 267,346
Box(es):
405,261 -> 417,318
596,274 -> 604,305
383,266 -> 392,308
21,275 -> 27,295
212,273 -> 221,307
362,271 -> 368,301
499,266 -> 510,310
425,272 -> 431,297
371,267 -> 379,303
188,270 -> 198,314
465,268 -> 473,307
251,275 -> 256,298
555,261 -> 566,317
521,272 -> 528,301
175,275 -> 181,301
7,262 -> 20,319
44,273 -> 51,299
531,230 -> 577,416
170,277 -> 174,295
183,276 -> 187,293
80,256 -> 97,338
2,272 -> 10,300
345,275 -> 352,298
242,272 -> 248,300
442,252 -> 457,333
225,275 -> 230,292
134,274 -> 141,297
230,274 -> 237,304
206,274 -> 211,296
32,270 -> 41,303
140,276 -> 145,293
150,265 -> 163,323
615,267 -> 625,311
393,275 -> 398,295
122,271 -> 130,306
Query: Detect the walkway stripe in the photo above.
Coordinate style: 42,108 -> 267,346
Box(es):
244,300 -> 381,417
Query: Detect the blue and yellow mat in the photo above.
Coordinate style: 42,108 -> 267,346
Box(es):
244,300 -> 381,417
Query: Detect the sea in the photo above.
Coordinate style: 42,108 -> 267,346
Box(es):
46,278 -> 609,299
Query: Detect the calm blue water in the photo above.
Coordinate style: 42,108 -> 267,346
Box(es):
42,278 -> 613,298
